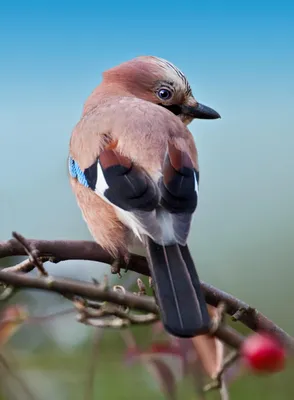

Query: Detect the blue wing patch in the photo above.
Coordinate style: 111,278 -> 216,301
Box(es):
68,156 -> 89,188
68,157 -> 77,178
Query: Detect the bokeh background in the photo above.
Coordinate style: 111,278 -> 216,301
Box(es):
0,0 -> 293,398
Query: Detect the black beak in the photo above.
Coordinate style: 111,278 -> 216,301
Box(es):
181,103 -> 221,119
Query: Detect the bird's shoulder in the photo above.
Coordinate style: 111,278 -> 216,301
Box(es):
70,96 -> 194,171
81,96 -> 187,134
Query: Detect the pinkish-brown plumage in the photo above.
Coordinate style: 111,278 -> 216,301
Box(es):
72,96 -> 198,176
70,57 -> 200,255
70,97 -> 197,256
68,56 -> 220,337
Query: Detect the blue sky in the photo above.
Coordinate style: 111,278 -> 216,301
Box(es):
1,0 -> 294,329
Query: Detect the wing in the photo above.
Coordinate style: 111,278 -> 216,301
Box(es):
69,147 -> 163,242
159,142 -> 199,245
69,97 -> 199,245
69,142 -> 199,246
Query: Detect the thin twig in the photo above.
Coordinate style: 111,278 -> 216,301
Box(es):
204,351 -> 239,393
0,353 -> 38,400
28,308 -> 77,323
73,292 -> 158,327
219,380 -> 230,400
2,258 -> 36,274
11,232 -> 48,276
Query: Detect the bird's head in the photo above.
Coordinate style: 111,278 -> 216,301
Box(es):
102,55 -> 220,125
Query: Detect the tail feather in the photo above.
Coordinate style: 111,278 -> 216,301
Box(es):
179,244 -> 210,325
145,237 -> 210,338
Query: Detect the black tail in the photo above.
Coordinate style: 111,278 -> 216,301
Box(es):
179,244 -> 210,322
145,237 -> 210,338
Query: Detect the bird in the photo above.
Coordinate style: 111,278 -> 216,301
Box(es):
68,56 -> 220,338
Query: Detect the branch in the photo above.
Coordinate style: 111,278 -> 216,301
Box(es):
0,268 -> 241,347
0,270 -> 157,312
0,235 -> 293,351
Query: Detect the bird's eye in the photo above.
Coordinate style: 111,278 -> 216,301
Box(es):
157,88 -> 172,101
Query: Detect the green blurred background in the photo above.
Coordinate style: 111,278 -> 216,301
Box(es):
1,0 -> 294,398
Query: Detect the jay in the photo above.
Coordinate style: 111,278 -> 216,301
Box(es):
68,56 -> 220,338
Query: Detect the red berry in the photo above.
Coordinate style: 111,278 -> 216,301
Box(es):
241,332 -> 286,373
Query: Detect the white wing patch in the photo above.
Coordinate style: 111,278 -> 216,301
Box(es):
194,170 -> 199,196
94,160 -> 156,242
95,161 -> 109,195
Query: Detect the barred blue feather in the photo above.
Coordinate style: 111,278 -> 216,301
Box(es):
68,156 -> 89,188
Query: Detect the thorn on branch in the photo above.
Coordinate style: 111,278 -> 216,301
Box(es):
136,278 -> 146,296
92,278 -> 100,285
91,275 -> 109,291
231,306 -> 257,322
